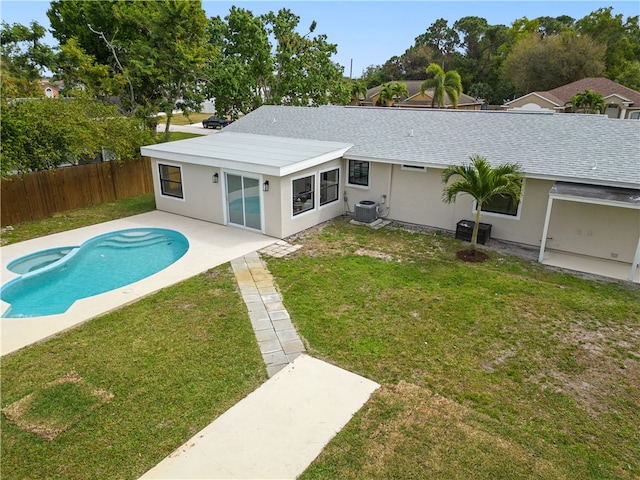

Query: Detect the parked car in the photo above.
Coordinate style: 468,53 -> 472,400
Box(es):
202,116 -> 233,129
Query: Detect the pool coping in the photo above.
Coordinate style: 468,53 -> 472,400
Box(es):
1,211 -> 277,356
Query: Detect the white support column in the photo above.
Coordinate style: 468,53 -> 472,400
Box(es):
629,235 -> 640,282
538,196 -> 555,263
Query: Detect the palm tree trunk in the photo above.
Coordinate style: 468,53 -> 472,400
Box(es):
471,204 -> 482,254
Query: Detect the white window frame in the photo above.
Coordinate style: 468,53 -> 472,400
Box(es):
158,162 -> 186,201
319,166 -> 340,208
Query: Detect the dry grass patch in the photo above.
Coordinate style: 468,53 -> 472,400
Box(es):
2,372 -> 113,441
271,218 -> 640,479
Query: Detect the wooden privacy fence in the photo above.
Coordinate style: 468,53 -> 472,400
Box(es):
1,157 -> 154,226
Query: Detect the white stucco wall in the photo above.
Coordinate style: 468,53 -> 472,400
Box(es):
547,200 -> 640,263
152,156 -> 638,263
152,159 -> 225,224
277,158 -> 345,238
350,163 -> 555,248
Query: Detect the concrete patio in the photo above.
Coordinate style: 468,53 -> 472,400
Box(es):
0,211 -> 277,355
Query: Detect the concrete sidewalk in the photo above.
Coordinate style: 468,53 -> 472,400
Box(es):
140,354 -> 380,479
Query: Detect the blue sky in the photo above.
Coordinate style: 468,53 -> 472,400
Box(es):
1,1 -> 639,78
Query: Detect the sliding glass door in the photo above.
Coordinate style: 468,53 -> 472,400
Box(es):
225,173 -> 261,231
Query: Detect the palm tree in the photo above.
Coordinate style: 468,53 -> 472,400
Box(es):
378,82 -> 395,106
566,89 -> 605,114
442,155 -> 523,255
421,63 -> 462,108
377,81 -> 408,106
391,81 -> 409,103
350,79 -> 368,106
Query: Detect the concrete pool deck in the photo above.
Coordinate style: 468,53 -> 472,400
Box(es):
0,211 -> 277,355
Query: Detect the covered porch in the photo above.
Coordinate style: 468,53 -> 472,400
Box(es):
538,183 -> 640,283
542,249 -> 640,284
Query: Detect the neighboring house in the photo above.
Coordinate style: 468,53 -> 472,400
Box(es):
38,80 -> 60,98
141,105 -> 640,282
503,77 -> 640,119
362,81 -> 484,110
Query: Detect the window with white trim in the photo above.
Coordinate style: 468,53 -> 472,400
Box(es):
159,164 -> 183,199
320,168 -> 339,205
293,174 -> 315,215
348,160 -> 369,186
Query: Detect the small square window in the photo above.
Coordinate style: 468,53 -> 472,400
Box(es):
159,164 -> 183,199
320,169 -> 339,205
293,174 -> 315,215
348,160 -> 369,186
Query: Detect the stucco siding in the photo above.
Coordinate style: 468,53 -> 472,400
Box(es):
464,179 -> 553,247
152,159 -> 224,224
507,96 -> 557,110
263,175 -> 283,238
547,201 -> 639,262
357,163 -> 554,248
279,159 -> 345,238
344,162 -> 391,213
385,165 -> 455,229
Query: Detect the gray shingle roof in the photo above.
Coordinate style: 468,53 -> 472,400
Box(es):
224,105 -> 640,188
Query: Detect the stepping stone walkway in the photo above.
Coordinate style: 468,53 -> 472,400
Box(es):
231,246 -> 306,377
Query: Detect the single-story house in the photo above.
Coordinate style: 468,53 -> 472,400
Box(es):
141,105 -> 640,282
361,81 -> 484,110
503,77 -> 640,119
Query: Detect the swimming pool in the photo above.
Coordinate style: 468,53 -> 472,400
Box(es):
1,228 -> 189,318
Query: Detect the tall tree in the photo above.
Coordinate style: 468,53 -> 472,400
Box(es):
501,31 -> 605,93
442,155 -> 523,254
1,21 -> 54,97
414,18 -> 460,70
421,63 -> 462,108
536,15 -> 575,37
205,6 -> 272,118
616,61 -> 640,91
47,0 -> 211,136
262,9 -> 349,106
576,7 -> 640,80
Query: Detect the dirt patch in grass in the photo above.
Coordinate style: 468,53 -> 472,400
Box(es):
2,372 -> 113,441
534,318 -> 640,417
456,249 -> 489,262
354,248 -> 396,262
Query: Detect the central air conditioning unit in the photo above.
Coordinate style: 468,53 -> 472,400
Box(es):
354,201 -> 378,223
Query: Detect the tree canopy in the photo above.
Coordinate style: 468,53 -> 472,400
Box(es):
361,8 -> 639,104
1,96 -> 152,177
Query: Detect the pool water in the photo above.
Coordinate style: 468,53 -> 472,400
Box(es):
7,247 -> 75,274
1,228 -> 189,318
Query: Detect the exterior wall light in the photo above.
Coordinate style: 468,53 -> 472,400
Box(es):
263,180 -> 270,192
212,173 -> 219,183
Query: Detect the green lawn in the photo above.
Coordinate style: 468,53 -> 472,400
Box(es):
264,220 -> 640,480
1,266 -> 267,479
2,204 -> 639,479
